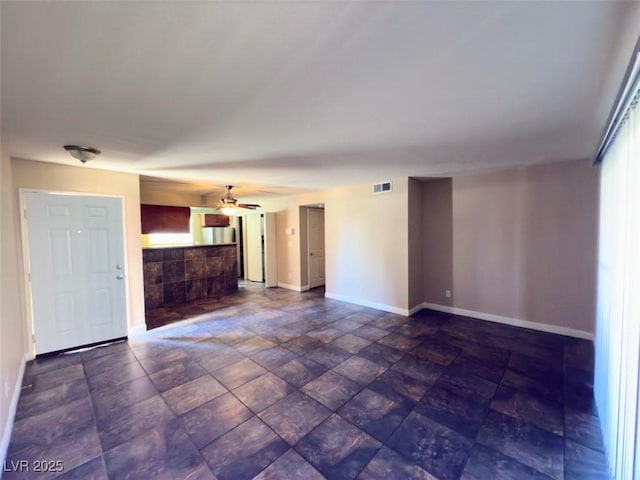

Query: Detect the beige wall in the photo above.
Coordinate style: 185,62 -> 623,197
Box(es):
451,160 -> 599,333
139,187 -> 202,207
258,179 -> 411,312
11,159 -> 145,336
274,202 -> 301,286
1,149 -> 28,456
421,178 -> 454,307
322,178 -> 409,312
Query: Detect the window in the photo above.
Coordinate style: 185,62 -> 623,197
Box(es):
594,48 -> 640,480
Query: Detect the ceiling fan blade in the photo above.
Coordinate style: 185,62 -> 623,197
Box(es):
238,203 -> 261,210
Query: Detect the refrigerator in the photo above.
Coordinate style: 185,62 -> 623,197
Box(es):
201,226 -> 236,245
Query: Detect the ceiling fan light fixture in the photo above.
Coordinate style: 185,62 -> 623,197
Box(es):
220,185 -> 238,215
220,205 -> 237,216
63,145 -> 101,164
212,185 -> 260,214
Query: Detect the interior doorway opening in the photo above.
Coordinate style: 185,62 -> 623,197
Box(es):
240,212 -> 277,287
301,204 -> 325,290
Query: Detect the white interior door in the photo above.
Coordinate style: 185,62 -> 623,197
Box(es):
25,192 -> 128,354
246,213 -> 264,282
308,208 -> 325,288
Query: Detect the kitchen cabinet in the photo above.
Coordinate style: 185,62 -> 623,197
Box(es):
141,204 -> 191,234
201,213 -> 230,227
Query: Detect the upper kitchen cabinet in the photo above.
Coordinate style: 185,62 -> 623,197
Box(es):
140,204 -> 191,233
201,213 -> 230,227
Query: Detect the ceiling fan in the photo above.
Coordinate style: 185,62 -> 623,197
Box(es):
207,185 -> 261,216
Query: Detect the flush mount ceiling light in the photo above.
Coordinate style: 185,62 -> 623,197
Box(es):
63,145 -> 101,164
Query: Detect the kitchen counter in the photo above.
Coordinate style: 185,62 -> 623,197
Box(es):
143,244 -> 238,310
143,243 -> 236,249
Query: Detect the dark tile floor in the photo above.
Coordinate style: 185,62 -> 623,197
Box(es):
5,283 -> 608,479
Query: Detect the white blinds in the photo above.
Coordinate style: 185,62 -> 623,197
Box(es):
594,86 -> 640,479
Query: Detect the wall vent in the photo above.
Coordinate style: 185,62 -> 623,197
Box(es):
372,181 -> 392,194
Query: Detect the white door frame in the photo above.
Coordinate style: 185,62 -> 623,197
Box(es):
19,188 -> 130,359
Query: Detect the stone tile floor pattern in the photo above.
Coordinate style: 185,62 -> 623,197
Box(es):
5,283 -> 608,479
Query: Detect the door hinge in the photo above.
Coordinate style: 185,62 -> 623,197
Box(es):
32,334 -> 35,344
24,208 -> 28,219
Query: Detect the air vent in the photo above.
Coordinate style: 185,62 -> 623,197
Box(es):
372,181 -> 392,194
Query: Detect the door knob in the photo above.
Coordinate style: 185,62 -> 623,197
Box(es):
116,275 -> 126,280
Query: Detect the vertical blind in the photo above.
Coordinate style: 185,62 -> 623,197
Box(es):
594,81 -> 640,478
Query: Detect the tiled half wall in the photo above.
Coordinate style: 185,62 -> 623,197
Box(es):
143,245 -> 238,309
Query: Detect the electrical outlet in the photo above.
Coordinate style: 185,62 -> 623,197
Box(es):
288,272 -> 292,280
445,290 -> 451,298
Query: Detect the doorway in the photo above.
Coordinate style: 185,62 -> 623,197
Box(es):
307,207 -> 325,289
242,212 -> 277,287
23,191 -> 128,355
245,213 -> 264,282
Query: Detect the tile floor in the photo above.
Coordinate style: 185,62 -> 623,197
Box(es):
5,283 -> 608,479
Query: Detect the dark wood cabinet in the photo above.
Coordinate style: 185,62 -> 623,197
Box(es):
201,214 -> 230,227
140,204 -> 191,234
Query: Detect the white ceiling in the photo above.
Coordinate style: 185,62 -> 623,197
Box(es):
0,1 -> 630,198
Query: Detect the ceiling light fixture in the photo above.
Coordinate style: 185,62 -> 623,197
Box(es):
220,185 -> 238,216
220,205 -> 238,216
63,145 -> 101,164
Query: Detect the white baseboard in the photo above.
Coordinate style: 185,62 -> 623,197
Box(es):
1,354 -> 27,465
420,302 -> 594,340
325,293 -> 410,316
128,324 -> 148,337
277,282 -> 310,292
